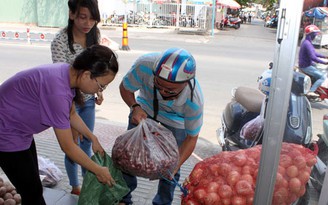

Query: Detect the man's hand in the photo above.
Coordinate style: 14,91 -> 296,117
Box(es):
131,106 -> 147,124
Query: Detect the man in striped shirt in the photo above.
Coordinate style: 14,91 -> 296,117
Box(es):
119,48 -> 204,205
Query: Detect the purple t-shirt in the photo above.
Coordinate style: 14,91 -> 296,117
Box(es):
0,63 -> 75,152
298,36 -> 326,68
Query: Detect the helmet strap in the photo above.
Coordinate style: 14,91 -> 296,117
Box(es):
153,85 -> 159,121
188,78 -> 196,102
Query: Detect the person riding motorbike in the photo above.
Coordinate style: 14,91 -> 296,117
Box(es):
298,24 -> 328,97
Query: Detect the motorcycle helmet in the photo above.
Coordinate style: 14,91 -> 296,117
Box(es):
154,48 -> 196,82
258,69 -> 272,96
304,25 -> 321,35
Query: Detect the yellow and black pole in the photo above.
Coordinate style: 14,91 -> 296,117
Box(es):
121,22 -> 130,51
121,0 -> 130,51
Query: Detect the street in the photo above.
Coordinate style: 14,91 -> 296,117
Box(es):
0,18 -> 327,145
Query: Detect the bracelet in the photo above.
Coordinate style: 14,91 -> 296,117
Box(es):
130,103 -> 141,110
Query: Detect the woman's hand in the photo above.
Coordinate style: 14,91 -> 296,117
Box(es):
95,91 -> 104,105
91,137 -> 105,156
95,166 -> 116,187
71,128 -> 83,144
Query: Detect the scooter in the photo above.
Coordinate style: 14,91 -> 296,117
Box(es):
310,113 -> 328,193
217,63 -> 313,151
217,63 -> 313,204
218,16 -> 241,30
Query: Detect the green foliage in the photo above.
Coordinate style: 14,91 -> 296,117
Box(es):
235,0 -> 250,8
235,0 -> 277,8
262,0 -> 277,8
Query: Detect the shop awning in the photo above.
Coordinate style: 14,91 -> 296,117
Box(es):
217,0 -> 241,9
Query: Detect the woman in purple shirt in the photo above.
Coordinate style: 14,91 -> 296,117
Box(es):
0,45 -> 118,205
298,24 -> 328,97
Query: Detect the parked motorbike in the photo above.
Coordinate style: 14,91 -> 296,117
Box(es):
217,63 -> 313,204
217,63 -> 313,150
310,113 -> 328,193
217,16 -> 241,30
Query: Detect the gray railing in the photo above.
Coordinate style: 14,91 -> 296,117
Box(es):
103,3 -> 212,31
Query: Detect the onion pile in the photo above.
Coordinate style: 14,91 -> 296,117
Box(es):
0,177 -> 21,205
112,119 -> 179,180
181,142 -> 317,205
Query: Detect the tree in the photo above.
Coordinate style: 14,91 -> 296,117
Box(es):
235,0 -> 277,8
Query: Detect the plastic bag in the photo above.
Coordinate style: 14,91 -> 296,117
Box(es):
112,118 -> 179,180
78,152 -> 129,205
240,115 -> 264,140
38,156 -> 63,187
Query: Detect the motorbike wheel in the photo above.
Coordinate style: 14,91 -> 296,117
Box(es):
234,23 -> 240,29
310,138 -> 328,192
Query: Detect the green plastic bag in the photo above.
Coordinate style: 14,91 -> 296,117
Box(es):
78,152 -> 130,205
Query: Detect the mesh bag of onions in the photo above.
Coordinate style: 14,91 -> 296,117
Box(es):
181,142 -> 317,205
0,177 -> 21,205
112,118 -> 179,180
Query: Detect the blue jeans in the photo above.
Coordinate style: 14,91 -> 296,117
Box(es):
300,65 -> 326,92
65,97 -> 95,187
121,116 -> 186,205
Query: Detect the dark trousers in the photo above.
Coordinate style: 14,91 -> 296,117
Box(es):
0,140 -> 46,205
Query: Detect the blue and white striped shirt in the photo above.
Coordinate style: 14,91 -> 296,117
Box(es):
122,52 -> 204,137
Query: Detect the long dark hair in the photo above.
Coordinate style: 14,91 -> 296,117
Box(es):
67,0 -> 101,54
73,45 -> 119,105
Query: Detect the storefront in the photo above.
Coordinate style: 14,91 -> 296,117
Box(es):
215,0 -> 241,26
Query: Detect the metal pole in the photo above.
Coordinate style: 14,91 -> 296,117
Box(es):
27,27 -> 31,44
253,0 -> 304,204
176,1 -> 180,27
150,1 -> 153,27
211,0 -> 216,36
318,164 -> 328,204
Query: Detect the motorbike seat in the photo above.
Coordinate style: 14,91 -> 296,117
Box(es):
235,86 -> 265,113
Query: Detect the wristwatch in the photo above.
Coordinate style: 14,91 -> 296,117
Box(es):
130,103 -> 141,110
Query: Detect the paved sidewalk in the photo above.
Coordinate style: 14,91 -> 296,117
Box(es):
1,119 -> 218,205
0,119 -> 320,204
